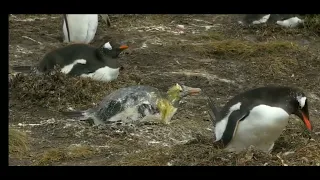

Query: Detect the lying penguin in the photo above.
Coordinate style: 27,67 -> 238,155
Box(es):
207,86 -> 312,153
11,40 -> 129,82
239,14 -> 305,28
62,83 -> 201,125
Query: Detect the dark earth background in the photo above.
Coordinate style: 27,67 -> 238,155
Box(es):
9,14 -> 320,166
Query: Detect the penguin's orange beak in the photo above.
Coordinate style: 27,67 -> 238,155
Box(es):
119,45 -> 129,50
294,101 -> 312,131
182,85 -> 202,96
302,112 -> 312,131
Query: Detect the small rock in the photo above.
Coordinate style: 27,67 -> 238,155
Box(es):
204,26 -> 213,31
176,25 -> 185,29
301,157 -> 309,163
67,107 -> 75,111
283,151 -> 295,156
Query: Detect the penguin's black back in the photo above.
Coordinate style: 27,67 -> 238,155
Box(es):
217,86 -> 302,121
38,44 -> 120,73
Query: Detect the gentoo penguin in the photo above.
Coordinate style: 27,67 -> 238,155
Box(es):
207,86 -> 312,153
62,83 -> 201,125
11,40 -> 129,82
63,14 -> 99,44
239,14 -> 304,28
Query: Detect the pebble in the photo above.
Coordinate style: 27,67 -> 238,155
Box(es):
176,25 -> 185,29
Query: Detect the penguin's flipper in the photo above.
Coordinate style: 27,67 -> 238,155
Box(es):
220,110 -> 250,146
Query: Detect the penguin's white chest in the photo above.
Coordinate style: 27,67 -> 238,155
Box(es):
80,66 -> 120,82
63,14 -> 98,44
215,104 -> 290,153
252,14 -> 271,24
276,17 -> 303,28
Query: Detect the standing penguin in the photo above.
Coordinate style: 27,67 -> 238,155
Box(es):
61,83 -> 201,125
63,14 -> 99,44
207,86 -> 312,153
11,40 -> 129,82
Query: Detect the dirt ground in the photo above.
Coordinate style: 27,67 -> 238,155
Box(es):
8,14 -> 320,166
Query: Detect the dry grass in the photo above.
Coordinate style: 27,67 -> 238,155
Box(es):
9,67 -> 139,111
111,147 -> 170,166
303,14 -> 320,35
34,145 -> 96,166
163,39 -> 313,78
178,40 -> 301,59
67,145 -> 95,159
110,127 -> 320,166
9,128 -> 29,158
34,148 -> 67,166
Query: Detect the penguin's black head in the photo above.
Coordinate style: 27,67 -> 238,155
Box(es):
289,91 -> 312,131
100,40 -> 129,58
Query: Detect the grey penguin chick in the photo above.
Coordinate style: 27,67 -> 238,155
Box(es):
11,40 -> 129,82
61,83 -> 201,125
207,85 -> 312,153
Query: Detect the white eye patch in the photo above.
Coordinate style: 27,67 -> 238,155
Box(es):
103,42 -> 112,50
75,59 -> 87,64
297,96 -> 306,108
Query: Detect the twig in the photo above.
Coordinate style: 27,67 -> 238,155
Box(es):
22,36 -> 43,45
276,154 -> 288,166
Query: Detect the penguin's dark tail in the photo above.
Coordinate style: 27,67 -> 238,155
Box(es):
205,93 -> 220,122
11,66 -> 33,73
100,14 -> 111,27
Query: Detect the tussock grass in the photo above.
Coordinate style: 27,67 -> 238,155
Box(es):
9,128 -> 29,158
34,145 -> 96,166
